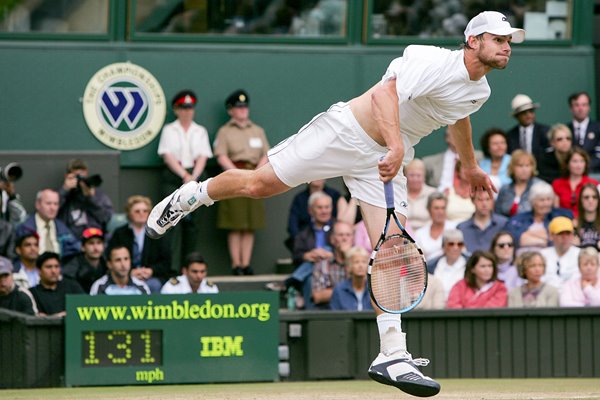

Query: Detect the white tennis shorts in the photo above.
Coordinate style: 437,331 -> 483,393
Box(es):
268,102 -> 408,215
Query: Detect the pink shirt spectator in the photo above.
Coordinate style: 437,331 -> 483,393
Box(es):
559,278 -> 600,307
446,279 -> 507,309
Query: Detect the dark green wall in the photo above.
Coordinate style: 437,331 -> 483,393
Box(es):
0,42 -> 596,273
1,42 -> 596,166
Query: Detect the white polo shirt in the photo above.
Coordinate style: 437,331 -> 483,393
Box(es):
157,120 -> 213,169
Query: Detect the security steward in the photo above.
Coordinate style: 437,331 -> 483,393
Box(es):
160,252 -> 218,294
213,89 -> 270,276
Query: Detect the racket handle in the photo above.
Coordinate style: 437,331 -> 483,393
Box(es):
384,180 -> 394,209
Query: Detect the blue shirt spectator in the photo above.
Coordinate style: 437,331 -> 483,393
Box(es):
457,191 -> 508,254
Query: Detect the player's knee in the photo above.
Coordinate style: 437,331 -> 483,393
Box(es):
246,180 -> 271,198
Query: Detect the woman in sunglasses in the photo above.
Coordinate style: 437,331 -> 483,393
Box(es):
575,183 -> 600,249
489,231 -> 521,290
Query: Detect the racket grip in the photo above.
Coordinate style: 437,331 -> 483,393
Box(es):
384,181 -> 394,209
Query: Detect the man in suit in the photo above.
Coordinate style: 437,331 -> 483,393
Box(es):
506,94 -> 550,165
422,129 -> 483,191
567,91 -> 600,172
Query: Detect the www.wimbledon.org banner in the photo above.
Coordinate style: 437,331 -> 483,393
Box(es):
65,292 -> 279,386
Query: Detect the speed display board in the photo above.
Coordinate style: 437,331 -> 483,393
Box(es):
65,292 -> 279,386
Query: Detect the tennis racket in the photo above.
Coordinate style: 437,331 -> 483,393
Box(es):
368,180 -> 428,314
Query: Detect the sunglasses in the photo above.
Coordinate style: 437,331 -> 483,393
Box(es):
554,136 -> 572,142
496,242 -> 514,249
582,195 -> 598,200
446,242 -> 464,247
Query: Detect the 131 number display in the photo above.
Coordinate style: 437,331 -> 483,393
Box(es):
82,330 -> 162,367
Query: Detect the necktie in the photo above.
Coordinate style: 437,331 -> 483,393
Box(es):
519,127 -> 527,152
44,222 -> 54,253
575,125 -> 583,146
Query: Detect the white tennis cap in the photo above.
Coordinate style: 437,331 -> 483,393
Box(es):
464,11 -> 525,43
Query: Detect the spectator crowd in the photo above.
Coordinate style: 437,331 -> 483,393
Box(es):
1,90 -> 600,317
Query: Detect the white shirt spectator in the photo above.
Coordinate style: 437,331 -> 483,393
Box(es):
415,220 -> 457,262
540,246 -> 580,289
433,256 -> 466,300
161,274 -> 219,294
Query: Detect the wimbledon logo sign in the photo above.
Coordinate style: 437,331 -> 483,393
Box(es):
83,62 -> 166,150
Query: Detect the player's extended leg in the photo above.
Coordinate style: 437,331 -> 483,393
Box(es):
146,163 -> 290,239
359,201 -> 440,398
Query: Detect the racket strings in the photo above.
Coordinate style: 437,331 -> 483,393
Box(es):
370,236 -> 426,311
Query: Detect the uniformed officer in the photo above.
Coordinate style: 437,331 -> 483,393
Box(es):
160,252 -> 218,294
213,89 -> 270,276
157,89 -> 213,272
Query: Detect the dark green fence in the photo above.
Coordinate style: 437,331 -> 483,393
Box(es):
1,307 -> 599,388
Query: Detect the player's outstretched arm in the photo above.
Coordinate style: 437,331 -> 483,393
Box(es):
449,117 -> 497,198
372,78 -> 404,182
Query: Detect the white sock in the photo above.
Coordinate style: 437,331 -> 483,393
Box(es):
377,313 -> 407,356
196,178 -> 214,206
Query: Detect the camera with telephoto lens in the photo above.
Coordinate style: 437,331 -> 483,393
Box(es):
0,162 -> 23,182
76,174 -> 103,188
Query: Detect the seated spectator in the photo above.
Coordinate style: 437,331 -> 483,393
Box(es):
495,150 -> 542,217
108,196 -> 171,293
0,256 -> 37,315
428,229 -> 468,300
58,158 -> 113,239
508,251 -> 559,307
541,216 -> 580,289
405,159 -> 436,231
490,231 -> 521,290
415,192 -> 457,262
62,227 -> 108,293
447,250 -> 508,309
29,252 -> 84,317
285,179 -> 344,250
479,127 -> 512,190
415,274 -> 446,310
12,232 -> 40,288
161,252 -> 218,294
288,191 -> 334,308
329,246 -> 372,311
575,183 -> 600,249
559,246 -> 600,306
90,245 -> 150,295
457,191 -> 508,254
552,148 -> 599,218
311,221 -> 354,309
444,160 -> 475,223
504,181 -> 573,253
16,188 -> 80,261
537,124 -> 573,184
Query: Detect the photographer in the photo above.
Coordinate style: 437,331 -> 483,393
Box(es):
0,162 -> 27,227
58,159 -> 113,239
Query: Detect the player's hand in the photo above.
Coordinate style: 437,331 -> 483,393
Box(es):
462,165 -> 497,198
378,150 -> 402,183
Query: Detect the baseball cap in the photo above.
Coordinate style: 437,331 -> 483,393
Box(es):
81,227 -> 104,242
548,216 -> 574,235
0,256 -> 12,275
464,11 -> 525,43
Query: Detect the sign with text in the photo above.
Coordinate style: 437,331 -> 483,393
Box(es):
65,292 -> 279,386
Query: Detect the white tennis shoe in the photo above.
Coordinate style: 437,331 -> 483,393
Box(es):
368,351 -> 440,397
145,181 -> 203,239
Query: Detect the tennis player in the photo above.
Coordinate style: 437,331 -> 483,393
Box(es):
147,11 -> 525,397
